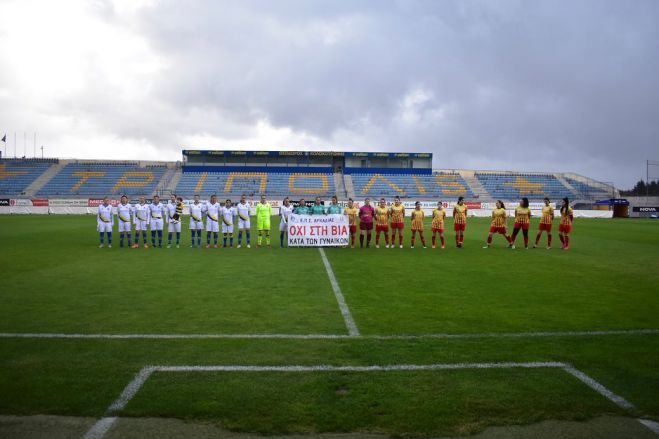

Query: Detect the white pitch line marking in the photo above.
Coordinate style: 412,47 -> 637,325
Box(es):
318,247 -> 359,336
82,361 -> 651,439
1,328 -> 657,340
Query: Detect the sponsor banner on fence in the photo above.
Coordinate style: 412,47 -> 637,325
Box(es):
0,198 -> 9,207
287,214 -> 349,247
88,198 -> 119,207
49,199 -> 89,207
632,206 -> 659,213
31,199 -> 49,207
10,199 -> 32,206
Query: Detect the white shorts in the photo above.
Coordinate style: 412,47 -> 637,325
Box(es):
190,220 -> 204,230
118,221 -> 132,233
238,218 -> 250,230
97,222 -> 113,233
135,218 -> 148,231
206,220 -> 219,232
168,221 -> 182,233
222,222 -> 234,234
150,218 -> 164,231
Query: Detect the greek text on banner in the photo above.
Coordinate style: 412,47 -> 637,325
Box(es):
287,214 -> 349,247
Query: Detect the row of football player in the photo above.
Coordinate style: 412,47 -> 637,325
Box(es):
96,194 -> 574,250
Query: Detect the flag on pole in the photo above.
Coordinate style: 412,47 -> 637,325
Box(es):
1,134 -> 6,143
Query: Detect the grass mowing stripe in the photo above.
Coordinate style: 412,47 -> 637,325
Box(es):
1,328 -> 658,340
318,247 -> 359,336
85,361 -> 641,439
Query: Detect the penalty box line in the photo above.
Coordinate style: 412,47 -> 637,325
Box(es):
84,361 -> 657,439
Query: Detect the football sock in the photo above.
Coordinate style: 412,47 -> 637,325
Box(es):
191,230 -> 195,244
265,231 -> 270,245
99,233 -> 104,245
151,231 -> 156,246
399,235 -> 403,246
229,233 -> 234,247
257,230 -> 262,245
559,234 -> 565,246
213,232 -> 218,245
238,231 -> 242,244
535,233 -> 541,245
107,232 -> 112,245
223,233 -> 227,246
548,234 -> 552,246
432,235 -> 436,246
366,232 -> 371,246
120,232 -> 124,247
565,235 -> 570,247
421,234 -> 426,247
359,234 -> 364,247
168,232 -> 172,244
384,233 -> 389,245
246,231 -> 251,245
207,232 -> 211,245
157,230 -> 162,246
376,233 -> 380,245
487,235 -> 492,244
280,231 -> 285,247
196,230 -> 201,246
440,235 -> 445,246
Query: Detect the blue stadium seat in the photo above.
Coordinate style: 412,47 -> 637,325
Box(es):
175,171 -> 335,199
37,162 -> 166,197
475,173 -> 574,201
351,172 -> 474,199
565,178 -> 611,200
0,160 -> 54,196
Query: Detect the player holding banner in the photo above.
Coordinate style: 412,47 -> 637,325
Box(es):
326,196 -> 342,214
236,194 -> 251,248
256,195 -> 272,247
149,195 -> 165,248
132,196 -> 150,248
166,194 -> 182,249
189,194 -> 204,248
221,199 -> 236,248
116,195 -> 133,248
205,195 -> 221,248
97,197 -> 114,248
279,197 -> 294,247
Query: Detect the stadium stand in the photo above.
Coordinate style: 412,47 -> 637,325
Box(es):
0,159 -> 56,196
565,177 -> 612,200
475,172 -> 574,201
37,162 -> 167,197
175,170 -> 335,198
350,172 -> 475,199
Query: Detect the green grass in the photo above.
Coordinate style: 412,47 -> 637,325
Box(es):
0,215 -> 658,436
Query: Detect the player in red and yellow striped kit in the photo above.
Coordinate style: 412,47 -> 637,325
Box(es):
483,200 -> 511,248
431,201 -> 446,249
375,198 -> 390,248
534,197 -> 554,249
410,201 -> 426,248
453,196 -> 468,248
344,198 -> 359,249
510,197 -> 532,249
558,197 -> 574,250
390,196 -> 405,248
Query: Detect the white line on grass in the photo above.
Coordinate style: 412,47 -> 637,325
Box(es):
2,328 -> 658,340
83,361 -> 655,439
318,247 -> 359,336
638,419 -> 659,435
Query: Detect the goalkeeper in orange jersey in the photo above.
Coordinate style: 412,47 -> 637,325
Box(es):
510,197 -> 531,249
410,201 -> 426,249
343,198 -> 359,248
453,196 -> 468,248
389,196 -> 405,248
558,197 -> 574,250
374,198 -> 390,248
534,197 -> 554,249
431,201 -> 446,249
483,200 -> 511,248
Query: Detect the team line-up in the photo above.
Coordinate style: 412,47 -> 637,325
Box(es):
96,193 -> 576,250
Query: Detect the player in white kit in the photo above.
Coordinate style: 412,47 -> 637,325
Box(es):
205,195 -> 221,248
149,195 -> 165,248
221,199 -> 236,248
97,197 -> 114,248
236,194 -> 251,248
116,195 -> 133,248
132,196 -> 150,248
189,194 -> 204,248
279,197 -> 294,248
166,194 -> 182,248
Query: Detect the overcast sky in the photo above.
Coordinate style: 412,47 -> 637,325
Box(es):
1,0 -> 658,188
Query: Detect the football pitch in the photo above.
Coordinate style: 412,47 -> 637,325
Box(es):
1,215 -> 658,438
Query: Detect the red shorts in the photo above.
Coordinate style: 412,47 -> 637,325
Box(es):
432,227 -> 444,234
391,222 -> 404,230
489,225 -> 507,234
411,227 -> 424,232
514,222 -> 530,231
538,223 -> 552,232
559,224 -> 572,234
454,223 -> 466,232
360,222 -> 373,231
376,224 -> 389,233
349,225 -> 357,234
